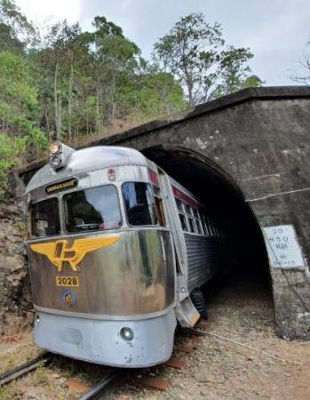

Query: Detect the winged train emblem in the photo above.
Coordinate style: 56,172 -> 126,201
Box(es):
30,235 -> 120,272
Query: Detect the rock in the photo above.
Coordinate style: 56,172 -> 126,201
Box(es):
66,378 -> 90,394
0,198 -> 30,336
0,254 -> 25,272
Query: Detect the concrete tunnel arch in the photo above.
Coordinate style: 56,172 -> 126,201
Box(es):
141,144 -> 270,279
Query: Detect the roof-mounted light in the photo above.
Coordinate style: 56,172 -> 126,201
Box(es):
49,141 -> 63,170
48,141 -> 74,171
49,141 -> 61,155
50,156 -> 62,168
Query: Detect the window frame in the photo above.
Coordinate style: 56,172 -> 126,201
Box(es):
175,198 -> 188,232
193,208 -> 204,235
29,196 -> 61,239
62,183 -> 123,234
174,195 -> 211,237
184,204 -> 197,234
121,181 -> 160,228
153,184 -> 166,227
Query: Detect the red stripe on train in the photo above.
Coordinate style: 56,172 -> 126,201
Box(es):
148,169 -> 160,186
172,186 -> 199,208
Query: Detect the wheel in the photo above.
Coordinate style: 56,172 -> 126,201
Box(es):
190,289 -> 208,320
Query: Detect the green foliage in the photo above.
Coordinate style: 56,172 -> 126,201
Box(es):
153,13 -> 224,105
0,51 -> 47,150
92,15 -> 124,37
0,133 -> 26,196
242,75 -> 264,88
0,50 -> 47,196
0,51 -> 38,115
118,66 -> 186,121
0,22 -> 23,53
212,47 -> 264,97
28,15 -> 185,139
0,388 -> 11,400
0,0 -> 35,49
153,13 -> 263,104
0,4 -> 263,196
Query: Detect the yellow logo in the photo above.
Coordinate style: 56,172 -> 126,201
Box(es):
30,236 -> 119,272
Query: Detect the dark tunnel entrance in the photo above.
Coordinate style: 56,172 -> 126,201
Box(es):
142,145 -> 270,285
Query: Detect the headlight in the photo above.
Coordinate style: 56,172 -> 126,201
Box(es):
50,156 -> 61,168
120,327 -> 134,341
49,141 -> 61,155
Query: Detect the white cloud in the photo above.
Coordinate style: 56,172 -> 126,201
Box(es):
15,0 -> 81,24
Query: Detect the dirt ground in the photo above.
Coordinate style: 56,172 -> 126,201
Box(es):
1,273 -> 309,400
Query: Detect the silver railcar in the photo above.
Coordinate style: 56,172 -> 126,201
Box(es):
26,142 -> 225,367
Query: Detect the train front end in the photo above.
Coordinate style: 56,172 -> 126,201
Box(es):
26,143 -> 176,367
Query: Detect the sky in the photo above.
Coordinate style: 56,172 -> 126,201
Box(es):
15,0 -> 310,86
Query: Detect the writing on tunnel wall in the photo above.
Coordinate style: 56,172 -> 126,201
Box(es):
263,225 -> 307,269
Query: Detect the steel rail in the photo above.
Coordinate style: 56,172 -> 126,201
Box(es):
80,369 -> 121,400
0,352 -> 52,387
1,352 -> 120,399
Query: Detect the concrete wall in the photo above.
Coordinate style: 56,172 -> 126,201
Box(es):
18,86 -> 310,339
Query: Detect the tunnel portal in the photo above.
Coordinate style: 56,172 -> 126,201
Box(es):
142,145 -> 270,279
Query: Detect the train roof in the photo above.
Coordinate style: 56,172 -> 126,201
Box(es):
26,145 -> 152,193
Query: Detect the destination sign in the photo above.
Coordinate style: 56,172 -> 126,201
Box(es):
46,178 -> 77,194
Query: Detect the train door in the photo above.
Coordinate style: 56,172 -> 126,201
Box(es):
158,171 -> 201,327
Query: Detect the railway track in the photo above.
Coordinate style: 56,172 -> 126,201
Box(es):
0,324 -> 208,398
0,352 -> 121,399
80,370 -> 121,400
0,352 -> 52,387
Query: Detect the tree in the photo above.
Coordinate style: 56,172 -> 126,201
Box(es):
153,13 -> 224,106
61,23 -> 84,141
153,13 -> 263,105
0,51 -> 38,132
0,50 -> 47,193
242,75 -> 264,89
291,39 -> 310,85
0,0 -> 35,48
212,46 -> 264,98
0,22 -> 24,52
0,12 -> 192,197
43,21 -> 83,139
90,16 -> 140,129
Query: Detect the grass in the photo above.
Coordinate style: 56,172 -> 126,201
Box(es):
0,389 -> 11,400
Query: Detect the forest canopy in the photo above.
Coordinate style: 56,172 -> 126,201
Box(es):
0,1 -> 263,195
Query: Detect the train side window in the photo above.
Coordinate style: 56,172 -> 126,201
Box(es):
185,204 -> 196,233
193,208 -> 203,234
179,214 -> 188,231
30,198 -> 60,237
201,214 -> 208,235
202,215 -> 211,236
198,211 -> 204,235
201,214 -> 206,234
122,182 -> 158,226
176,198 -> 183,212
175,199 -> 188,232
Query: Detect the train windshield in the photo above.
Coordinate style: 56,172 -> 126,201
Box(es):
64,185 -> 121,232
122,182 -> 158,226
30,198 -> 60,237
